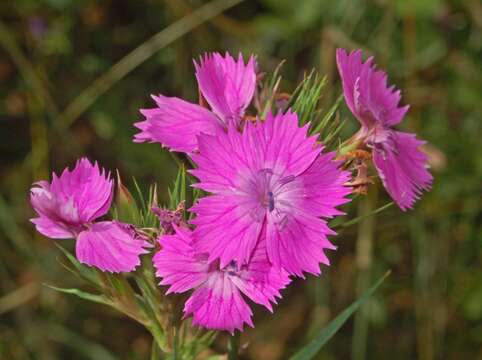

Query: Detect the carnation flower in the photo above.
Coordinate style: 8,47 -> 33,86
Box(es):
30,158 -> 150,272
153,225 -> 290,334
134,52 -> 256,153
189,111 -> 351,277
336,49 -> 433,210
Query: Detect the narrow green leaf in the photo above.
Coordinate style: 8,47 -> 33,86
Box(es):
183,331 -> 218,360
44,284 -> 112,306
334,202 -> 394,229
323,117 -> 346,148
289,71 -> 326,126
132,177 -> 147,211
311,94 -> 343,135
141,183 -> 159,228
55,244 -> 100,286
169,165 -> 186,209
290,271 -> 391,360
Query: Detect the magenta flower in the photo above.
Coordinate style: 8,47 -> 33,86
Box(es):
336,49 -> 433,210
134,52 -> 256,153
30,158 -> 150,272
189,111 -> 351,277
153,225 -> 290,334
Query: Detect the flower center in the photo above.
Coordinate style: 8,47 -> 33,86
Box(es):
364,127 -> 398,160
223,260 -> 239,276
236,167 -> 298,225
257,169 -> 296,215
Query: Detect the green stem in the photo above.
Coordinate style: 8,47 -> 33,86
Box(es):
228,333 -> 240,360
150,325 -> 167,357
135,275 -> 167,352
351,192 -> 376,360
151,340 -> 161,360
336,202 -> 393,229
172,324 -> 179,360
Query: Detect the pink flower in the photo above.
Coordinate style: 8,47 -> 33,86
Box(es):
189,111 -> 351,277
30,158 -> 150,272
336,49 -> 433,210
30,158 -> 113,238
153,225 -> 290,334
134,52 -> 256,153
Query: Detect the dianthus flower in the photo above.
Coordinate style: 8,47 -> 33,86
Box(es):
153,225 -> 290,334
189,111 -> 351,277
134,52 -> 256,153
30,158 -> 150,272
336,49 -> 433,210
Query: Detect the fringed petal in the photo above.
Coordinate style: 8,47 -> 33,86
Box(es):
76,221 -> 151,273
373,131 -> 433,211
134,95 -> 222,153
194,52 -> 256,126
336,48 -> 409,127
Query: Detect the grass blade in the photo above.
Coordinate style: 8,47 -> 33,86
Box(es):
60,0 -> 245,128
290,271 -> 391,360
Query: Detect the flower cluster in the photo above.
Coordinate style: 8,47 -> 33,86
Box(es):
30,50 -> 432,334
137,52 -> 351,332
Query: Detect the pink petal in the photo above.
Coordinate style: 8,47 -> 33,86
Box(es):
260,110 -> 321,176
298,153 -> 352,217
153,226 -> 288,333
134,95 -> 223,153
264,154 -> 351,276
76,221 -> 151,273
30,159 -> 113,238
336,48 -> 409,128
190,194 -> 264,268
153,225 -> 210,293
194,52 -> 256,126
154,226 -> 254,334
372,131 -> 433,211
30,216 -> 76,239
49,158 -> 113,223
231,235 -> 291,312
30,180 -> 81,228
266,212 -> 337,277
184,273 -> 254,334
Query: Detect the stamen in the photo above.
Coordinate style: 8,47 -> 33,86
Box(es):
267,191 -> 275,212
278,175 -> 295,186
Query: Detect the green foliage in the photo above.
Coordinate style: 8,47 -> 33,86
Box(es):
290,271 -> 391,360
44,285 -> 112,307
168,165 -> 187,210
288,70 -> 345,148
288,70 -> 326,126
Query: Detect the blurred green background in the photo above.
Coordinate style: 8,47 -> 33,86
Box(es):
1,0 -> 481,359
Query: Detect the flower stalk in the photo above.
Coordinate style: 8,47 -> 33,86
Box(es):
228,333 -> 240,360
352,191 -> 377,360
